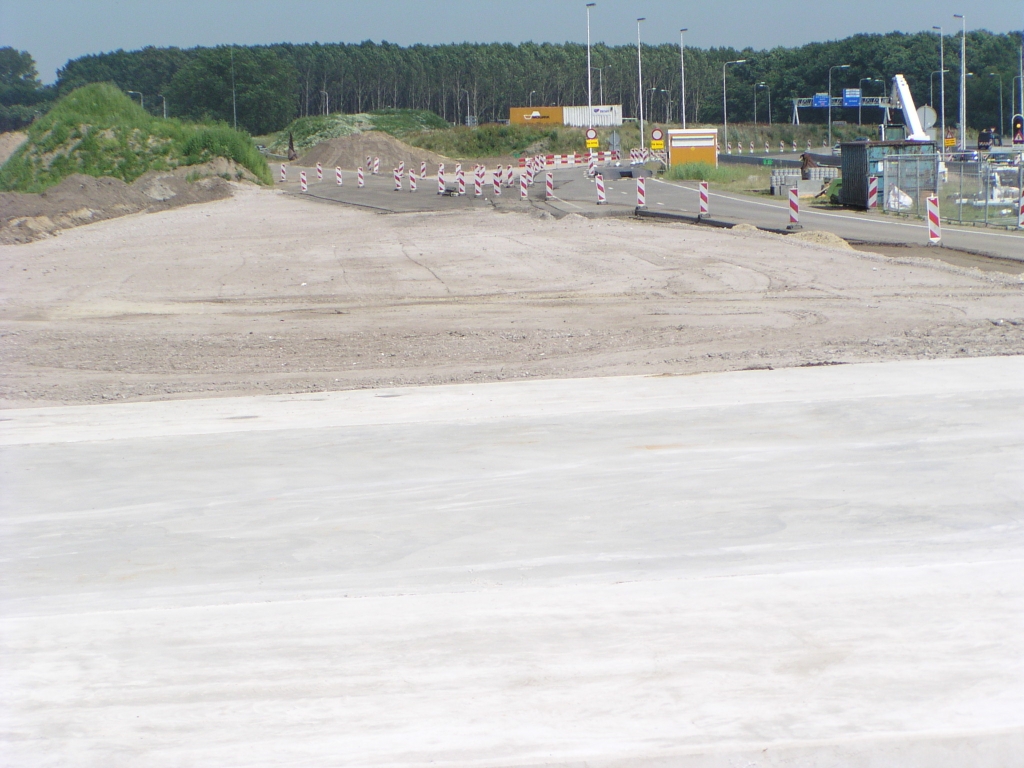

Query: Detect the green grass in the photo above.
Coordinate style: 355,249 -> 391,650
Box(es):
0,83 -> 271,192
404,123 -> 588,158
664,162 -> 757,183
266,109 -> 451,155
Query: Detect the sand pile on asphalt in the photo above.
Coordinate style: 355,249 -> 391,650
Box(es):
298,131 -> 451,172
0,159 -> 258,244
788,229 -> 854,249
0,130 -> 27,165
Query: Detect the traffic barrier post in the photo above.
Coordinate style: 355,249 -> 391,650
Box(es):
867,176 -> 878,209
636,175 -> 646,208
596,173 -> 606,204
437,164 -> 445,195
493,166 -> 502,196
279,164 -> 286,182
545,171 -> 554,200
373,157 -> 380,175
394,168 -> 401,192
927,195 -> 941,244
300,171 -> 307,192
357,167 -> 364,187
409,171 -> 417,192
787,187 -> 801,229
520,171 -> 528,201
316,162 -> 323,181
336,167 -> 343,186
699,181 -> 709,218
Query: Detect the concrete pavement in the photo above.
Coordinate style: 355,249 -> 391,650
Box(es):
3,357 -> 1023,766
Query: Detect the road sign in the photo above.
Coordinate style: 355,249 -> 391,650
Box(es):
812,93 -> 829,108
650,140 -> 665,150
586,139 -> 600,148
761,158 -> 774,166
843,88 -> 861,108
944,138 -> 956,147
585,128 -> 599,149
585,128 -> 598,140
1012,114 -> 1024,145
651,128 -> 664,141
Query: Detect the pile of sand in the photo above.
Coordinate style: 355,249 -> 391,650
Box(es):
0,130 -> 28,165
298,131 -> 451,172
0,159 -> 255,244
788,229 -> 854,250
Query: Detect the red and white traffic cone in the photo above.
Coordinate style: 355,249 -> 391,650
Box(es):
520,171 -> 528,201
409,171 -> 417,192
280,163 -> 287,182
336,167 -> 343,186
373,157 -> 380,175
437,164 -> 445,195
596,174 -> 607,204
300,171 -> 307,192
493,166 -> 502,196
927,195 -> 941,244
699,180 -> 709,218
545,171 -> 554,200
867,176 -> 878,209
636,175 -> 646,208
787,187 -> 801,229
394,168 -> 401,191
316,162 -> 323,181
357,167 -> 364,188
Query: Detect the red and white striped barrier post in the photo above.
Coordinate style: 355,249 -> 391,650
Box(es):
300,170 -> 308,192
927,195 -> 941,244
316,162 -> 323,181
595,173 -> 606,204
636,175 -> 646,209
393,168 -> 401,191
398,161 -> 405,176
699,180 -> 709,218
1019,193 -> 1024,230
505,165 -> 514,188
526,164 -> 534,187
493,166 -> 502,196
545,171 -> 554,200
727,142 -> 732,155
787,187 -> 801,229
867,176 -> 878,209
373,157 -> 380,175
336,167 -> 343,186
357,167 -> 364,187
409,171 -> 417,192
457,168 -> 465,196
279,163 -> 286,182
437,163 -> 445,195
792,140 -> 797,152
765,142 -> 770,154
806,140 -> 811,152
474,167 -> 483,197
420,161 -> 427,179
749,141 -> 754,154
737,142 -> 743,154
520,170 -> 528,201
366,156 -> 372,171
780,141 -> 785,154
588,153 -> 596,177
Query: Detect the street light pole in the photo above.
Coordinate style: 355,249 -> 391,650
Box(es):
660,89 -> 670,123
954,14 -> 966,151
127,90 -> 143,109
159,94 -> 167,118
321,90 -> 329,116
933,26 -> 946,154
637,18 -> 646,150
828,64 -> 850,147
586,3 -> 595,128
529,90 -> 536,107
858,77 -> 878,125
722,59 -> 746,151
679,29 -> 688,129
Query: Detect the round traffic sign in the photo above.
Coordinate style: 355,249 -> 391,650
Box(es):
585,128 -> 598,140
651,128 -> 664,141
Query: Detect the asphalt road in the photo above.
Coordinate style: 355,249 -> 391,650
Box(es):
282,163 -> 1023,262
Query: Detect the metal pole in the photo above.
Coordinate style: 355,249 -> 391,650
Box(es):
828,64 -> 850,147
637,18 -> 645,150
722,60 -> 746,155
230,47 -> 237,130
767,85 -> 771,126
954,14 -> 966,151
679,29 -> 688,129
753,83 -> 757,126
586,3 -> 595,129
934,27 -> 945,157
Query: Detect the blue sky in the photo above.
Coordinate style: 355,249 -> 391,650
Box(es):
2,0 -> 1021,82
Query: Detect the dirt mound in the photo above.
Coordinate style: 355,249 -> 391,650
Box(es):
298,131 -> 451,172
0,131 -> 27,165
788,229 -> 854,250
0,160 -> 249,244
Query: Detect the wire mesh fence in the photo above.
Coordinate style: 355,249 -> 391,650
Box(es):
882,153 -> 1023,228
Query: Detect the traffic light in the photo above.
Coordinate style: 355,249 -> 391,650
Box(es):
1013,114 -> 1024,145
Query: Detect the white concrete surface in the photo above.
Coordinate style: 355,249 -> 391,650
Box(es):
2,357 -> 1023,767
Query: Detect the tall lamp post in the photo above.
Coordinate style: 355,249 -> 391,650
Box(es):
722,59 -> 746,151
637,17 -> 646,150
127,90 -> 143,109
754,82 -> 770,125
660,89 -> 671,123
679,29 -> 688,128
590,67 -> 604,105
954,13 -> 967,151
158,94 -> 167,118
529,90 -> 536,107
586,3 -> 596,128
933,26 -> 946,155
990,73 -> 1004,136
828,64 -> 850,147
859,77 -> 879,125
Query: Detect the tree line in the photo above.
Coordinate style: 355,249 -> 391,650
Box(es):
3,30 -> 1022,137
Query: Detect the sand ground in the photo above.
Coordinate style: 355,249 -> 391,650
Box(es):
1,184 -> 1022,408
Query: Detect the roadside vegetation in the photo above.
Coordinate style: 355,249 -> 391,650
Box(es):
0,83 -> 271,192
262,109 -> 448,155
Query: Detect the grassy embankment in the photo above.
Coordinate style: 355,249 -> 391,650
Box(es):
0,83 -> 272,193
261,109 -> 450,155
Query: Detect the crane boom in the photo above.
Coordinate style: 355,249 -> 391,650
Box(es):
889,75 -> 929,141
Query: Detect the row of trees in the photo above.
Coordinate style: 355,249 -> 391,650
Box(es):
5,31 -> 1023,137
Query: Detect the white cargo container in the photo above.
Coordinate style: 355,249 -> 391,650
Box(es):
562,105 -> 623,127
